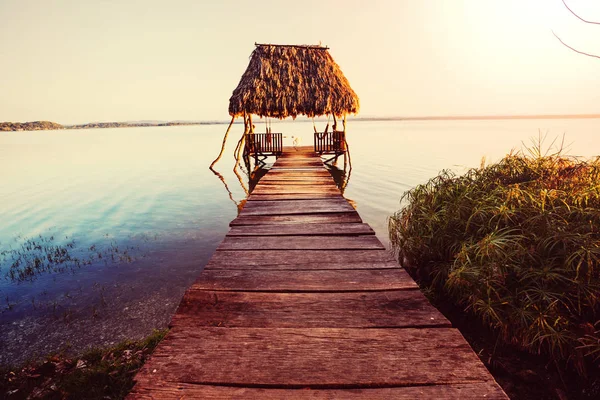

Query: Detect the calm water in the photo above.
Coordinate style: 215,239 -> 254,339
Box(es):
1,119 -> 599,364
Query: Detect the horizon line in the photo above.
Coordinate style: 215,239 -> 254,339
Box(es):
4,113 -> 600,126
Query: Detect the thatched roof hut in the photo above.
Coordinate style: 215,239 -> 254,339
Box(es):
229,44 -> 359,119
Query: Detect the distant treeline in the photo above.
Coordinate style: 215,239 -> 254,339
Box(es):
0,120 -> 230,132
66,121 -> 215,129
0,121 -> 64,131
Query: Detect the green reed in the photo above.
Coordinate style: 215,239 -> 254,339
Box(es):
389,143 -> 600,374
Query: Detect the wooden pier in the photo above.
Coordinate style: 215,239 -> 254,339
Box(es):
129,147 -> 508,399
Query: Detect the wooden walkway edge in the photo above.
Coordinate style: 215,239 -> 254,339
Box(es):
128,147 -> 508,399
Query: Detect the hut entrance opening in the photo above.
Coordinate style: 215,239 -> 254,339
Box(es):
210,43 -> 359,170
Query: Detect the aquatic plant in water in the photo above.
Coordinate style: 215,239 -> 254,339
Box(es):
0,234 -> 140,284
389,139 -> 600,375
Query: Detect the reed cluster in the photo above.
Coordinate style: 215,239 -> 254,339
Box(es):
389,143 -> 600,374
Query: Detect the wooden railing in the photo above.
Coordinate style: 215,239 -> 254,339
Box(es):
245,133 -> 283,155
314,131 -> 346,153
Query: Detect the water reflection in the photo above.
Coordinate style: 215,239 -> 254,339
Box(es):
324,162 -> 352,195
248,166 -> 270,192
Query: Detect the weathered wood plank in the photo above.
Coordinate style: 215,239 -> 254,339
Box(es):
243,199 -> 351,208
272,162 -> 322,166
263,173 -> 330,178
227,223 -> 374,237
218,235 -> 384,250
191,269 -> 416,291
206,249 -> 396,269
260,177 -> 334,184
271,158 -> 321,162
251,185 -> 340,194
129,382 -> 508,399
170,290 -> 450,328
132,327 -> 494,387
231,213 -> 362,225
205,260 -> 399,270
267,170 -> 331,176
257,180 -> 338,186
239,202 -> 355,216
248,193 -> 342,200
276,151 -> 318,157
269,167 -> 327,171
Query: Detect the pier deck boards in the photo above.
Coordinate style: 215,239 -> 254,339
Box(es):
128,147 -> 507,399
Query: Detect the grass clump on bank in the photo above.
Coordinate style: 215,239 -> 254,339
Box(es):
0,329 -> 166,399
389,141 -> 600,375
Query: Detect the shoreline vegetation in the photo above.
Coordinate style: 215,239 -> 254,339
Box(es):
0,330 -> 166,399
2,113 -> 600,132
389,139 -> 600,399
0,120 -> 228,132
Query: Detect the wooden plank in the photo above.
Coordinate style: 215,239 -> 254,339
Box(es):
206,249 -> 397,269
267,170 -> 331,176
274,158 -> 322,162
243,199 -> 351,209
191,269 -> 416,291
248,193 -> 342,200
129,381 -> 508,399
260,176 -> 333,182
209,249 -> 395,264
262,170 -> 330,175
231,213 -> 362,225
260,177 -> 332,182
251,185 -> 340,194
257,180 -> 337,186
269,167 -> 326,171
277,152 -> 315,157
170,290 -> 450,329
269,168 -> 328,172
205,260 -> 399,270
272,163 -> 324,168
227,223 -> 374,237
218,236 -> 384,250
239,202 -> 355,216
131,327 -> 495,387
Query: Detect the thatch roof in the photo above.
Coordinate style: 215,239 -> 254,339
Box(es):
229,44 -> 359,119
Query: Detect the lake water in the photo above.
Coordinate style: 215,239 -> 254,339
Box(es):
1,119 -> 599,365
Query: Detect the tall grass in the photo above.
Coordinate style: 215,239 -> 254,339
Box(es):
389,140 -> 600,374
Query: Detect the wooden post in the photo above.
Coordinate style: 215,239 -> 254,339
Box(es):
343,114 -> 350,170
233,132 -> 245,167
249,114 -> 258,164
209,116 -> 236,170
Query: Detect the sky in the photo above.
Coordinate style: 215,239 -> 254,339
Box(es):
1,0 -> 600,124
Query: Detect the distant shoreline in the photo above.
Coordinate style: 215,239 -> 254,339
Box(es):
2,114 -> 599,132
354,114 -> 600,122
0,120 -> 231,132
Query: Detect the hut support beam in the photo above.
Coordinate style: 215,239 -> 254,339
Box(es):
209,116 -> 236,170
343,114 -> 351,170
233,132 -> 246,171
247,114 -> 258,164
